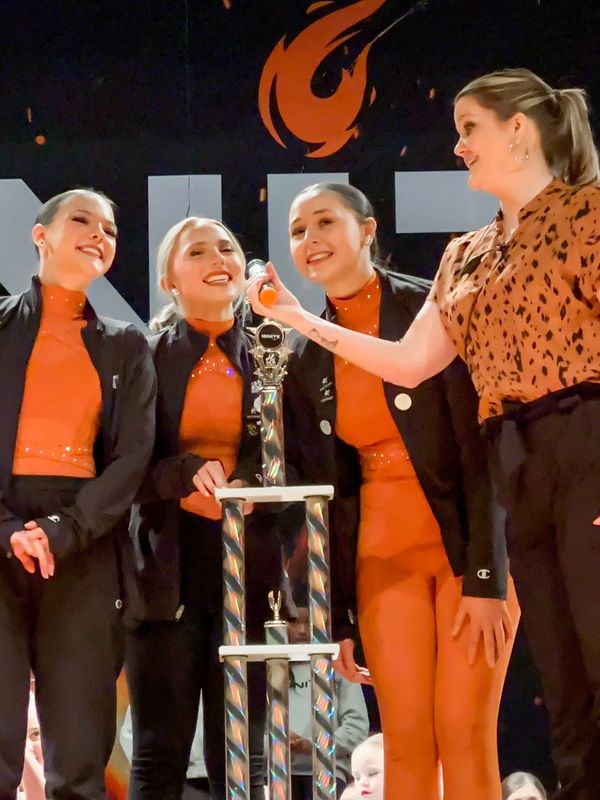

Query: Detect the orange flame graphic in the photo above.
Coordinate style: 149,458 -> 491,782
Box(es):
259,0 -> 388,158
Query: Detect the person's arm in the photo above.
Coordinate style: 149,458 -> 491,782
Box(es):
33,328 -> 157,560
247,263 -> 457,388
334,678 -> 370,758
441,357 -> 514,667
135,453 -> 206,504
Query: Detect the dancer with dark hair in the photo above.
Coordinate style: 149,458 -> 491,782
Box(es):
0,188 -> 156,800
256,181 -> 519,800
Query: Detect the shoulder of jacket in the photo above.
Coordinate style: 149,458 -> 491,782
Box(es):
382,269 -> 432,297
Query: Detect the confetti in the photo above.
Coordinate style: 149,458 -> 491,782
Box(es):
222,0 -> 231,8
26,107 -> 32,123
428,87 -> 436,99
307,1 -> 335,12
35,135 -> 46,146
259,187 -> 267,203
369,86 -> 377,105
400,145 -> 408,157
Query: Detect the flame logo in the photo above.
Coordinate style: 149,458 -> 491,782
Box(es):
259,0 -> 388,158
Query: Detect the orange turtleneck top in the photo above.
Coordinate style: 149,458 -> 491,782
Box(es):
12,283 -> 102,478
331,274 -> 443,562
179,318 -> 243,520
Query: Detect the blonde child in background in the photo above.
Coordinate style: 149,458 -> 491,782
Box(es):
502,772 -> 548,800
340,734 -> 384,800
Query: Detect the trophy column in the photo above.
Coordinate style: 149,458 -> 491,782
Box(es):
222,495 -> 250,800
218,317 -> 338,800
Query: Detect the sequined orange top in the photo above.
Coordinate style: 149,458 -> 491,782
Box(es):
333,274 -> 443,569
429,179 -> 600,419
179,318 -> 243,519
12,283 -> 101,478
332,274 -> 416,483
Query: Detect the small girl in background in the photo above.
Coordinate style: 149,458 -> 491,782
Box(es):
501,772 -> 548,800
340,734 -> 384,800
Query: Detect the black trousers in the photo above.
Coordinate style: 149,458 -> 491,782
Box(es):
0,476 -> 124,800
126,512 -> 269,800
488,396 -> 600,800
291,774 -> 347,800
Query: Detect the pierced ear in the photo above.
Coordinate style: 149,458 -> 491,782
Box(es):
31,222 -> 45,249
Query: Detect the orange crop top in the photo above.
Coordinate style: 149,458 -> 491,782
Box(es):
13,283 -> 101,478
179,318 -> 243,519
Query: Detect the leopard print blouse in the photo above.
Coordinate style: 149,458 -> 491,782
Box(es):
430,179 -> 600,420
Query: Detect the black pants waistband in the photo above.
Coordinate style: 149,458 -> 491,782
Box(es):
482,382 -> 600,438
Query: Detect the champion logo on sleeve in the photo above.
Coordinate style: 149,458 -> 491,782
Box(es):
47,515 -> 61,524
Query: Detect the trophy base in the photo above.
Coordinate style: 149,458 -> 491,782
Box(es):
215,485 -> 334,503
219,643 -> 339,663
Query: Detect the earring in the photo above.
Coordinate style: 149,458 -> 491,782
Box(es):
364,236 -> 372,247
171,287 -> 180,297
510,141 -> 530,162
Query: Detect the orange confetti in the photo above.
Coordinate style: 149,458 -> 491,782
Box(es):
352,127 -> 359,139
307,1 -> 335,12
428,87 -> 436,99
26,107 -> 32,123
35,135 -> 46,145
222,0 -> 231,8
259,187 -> 267,203
400,145 -> 408,157
369,86 -> 377,106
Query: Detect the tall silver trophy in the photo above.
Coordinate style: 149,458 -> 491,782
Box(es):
216,289 -> 338,800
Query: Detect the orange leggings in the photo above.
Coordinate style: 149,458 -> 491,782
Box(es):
357,482 -> 520,800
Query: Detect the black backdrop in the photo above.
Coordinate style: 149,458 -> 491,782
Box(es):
2,0 -> 599,319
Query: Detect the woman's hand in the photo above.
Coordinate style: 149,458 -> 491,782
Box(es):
452,596 -> 515,667
333,638 -> 373,685
245,261 -> 303,324
10,521 -> 55,579
192,463 -> 254,514
193,460 -> 228,496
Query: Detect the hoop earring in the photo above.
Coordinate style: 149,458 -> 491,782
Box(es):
510,141 -> 530,162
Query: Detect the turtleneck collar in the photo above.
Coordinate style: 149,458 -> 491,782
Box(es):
40,282 -> 86,319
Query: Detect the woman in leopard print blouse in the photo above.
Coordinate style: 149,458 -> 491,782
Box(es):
248,69 -> 600,800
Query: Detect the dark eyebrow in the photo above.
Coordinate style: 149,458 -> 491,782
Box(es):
290,208 -> 333,226
73,209 -> 118,234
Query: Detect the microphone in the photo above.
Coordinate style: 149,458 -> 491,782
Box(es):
247,259 -> 278,307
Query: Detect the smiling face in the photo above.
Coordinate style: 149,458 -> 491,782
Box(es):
288,190 -> 375,295
165,220 -> 245,319
351,742 -> 384,799
454,96 -> 528,195
33,191 -> 117,291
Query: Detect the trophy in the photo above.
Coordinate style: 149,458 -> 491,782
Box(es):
216,309 -> 338,800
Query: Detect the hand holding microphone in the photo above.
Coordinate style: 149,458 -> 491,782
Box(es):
245,259 -> 303,324
246,259 -> 278,307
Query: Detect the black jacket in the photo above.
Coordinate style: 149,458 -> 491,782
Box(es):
130,317 -> 281,626
284,268 -> 507,640
0,277 -> 156,608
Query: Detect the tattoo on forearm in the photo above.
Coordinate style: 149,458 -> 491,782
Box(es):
308,327 -> 338,351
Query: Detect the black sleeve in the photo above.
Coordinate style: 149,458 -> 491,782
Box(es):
35,329 -> 157,560
442,357 -> 508,600
135,453 -> 206,504
229,444 -> 263,487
